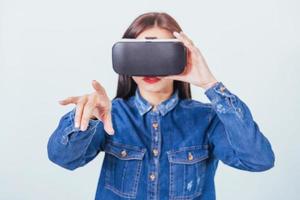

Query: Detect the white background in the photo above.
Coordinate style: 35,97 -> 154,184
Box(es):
0,0 -> 299,199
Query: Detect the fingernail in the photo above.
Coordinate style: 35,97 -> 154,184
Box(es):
75,122 -> 79,128
173,31 -> 179,37
108,129 -> 115,135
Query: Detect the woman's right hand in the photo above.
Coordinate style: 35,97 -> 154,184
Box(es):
58,80 -> 115,135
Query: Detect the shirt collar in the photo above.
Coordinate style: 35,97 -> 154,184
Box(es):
133,87 -> 179,116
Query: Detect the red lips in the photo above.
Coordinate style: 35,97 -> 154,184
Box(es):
142,76 -> 161,84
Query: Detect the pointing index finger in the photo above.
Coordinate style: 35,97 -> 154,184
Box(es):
92,80 -> 109,98
92,80 -> 104,92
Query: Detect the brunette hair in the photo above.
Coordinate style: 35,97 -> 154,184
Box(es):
113,12 -> 192,100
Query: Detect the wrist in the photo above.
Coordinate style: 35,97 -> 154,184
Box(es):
202,80 -> 219,90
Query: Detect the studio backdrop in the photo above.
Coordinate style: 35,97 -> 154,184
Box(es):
0,0 -> 299,199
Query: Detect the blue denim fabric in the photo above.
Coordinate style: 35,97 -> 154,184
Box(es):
47,81 -> 275,200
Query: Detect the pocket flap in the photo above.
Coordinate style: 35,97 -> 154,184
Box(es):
105,141 -> 146,160
167,145 -> 209,164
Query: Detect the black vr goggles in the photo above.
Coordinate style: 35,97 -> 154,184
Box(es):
112,38 -> 187,76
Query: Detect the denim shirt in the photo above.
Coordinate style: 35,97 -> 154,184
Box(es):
47,81 -> 275,200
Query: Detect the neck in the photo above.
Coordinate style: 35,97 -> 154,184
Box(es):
139,86 -> 174,106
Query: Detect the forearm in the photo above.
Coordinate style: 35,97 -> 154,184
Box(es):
205,81 -> 275,171
47,107 -> 101,170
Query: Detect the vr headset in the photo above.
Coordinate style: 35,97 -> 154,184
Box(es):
112,38 -> 187,76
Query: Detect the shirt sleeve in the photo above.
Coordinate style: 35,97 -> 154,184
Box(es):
205,81 -> 275,172
47,107 -> 106,170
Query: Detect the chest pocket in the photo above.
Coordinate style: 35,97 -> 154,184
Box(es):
103,140 -> 146,199
167,145 -> 209,200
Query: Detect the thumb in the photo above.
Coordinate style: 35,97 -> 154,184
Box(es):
102,111 -> 115,135
164,75 -> 179,80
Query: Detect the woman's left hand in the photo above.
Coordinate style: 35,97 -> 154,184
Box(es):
164,31 -> 218,90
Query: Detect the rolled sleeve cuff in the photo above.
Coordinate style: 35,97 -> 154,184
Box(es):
61,107 -> 100,145
204,81 -> 238,114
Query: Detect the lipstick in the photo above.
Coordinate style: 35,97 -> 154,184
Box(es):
142,76 -> 161,84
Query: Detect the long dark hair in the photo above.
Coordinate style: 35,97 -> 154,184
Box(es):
113,12 -> 192,100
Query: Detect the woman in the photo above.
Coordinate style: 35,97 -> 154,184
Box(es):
47,12 -> 275,200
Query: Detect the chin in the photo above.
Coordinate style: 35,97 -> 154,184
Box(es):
141,83 -> 170,93
142,85 -> 162,92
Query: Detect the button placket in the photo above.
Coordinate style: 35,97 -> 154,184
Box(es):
152,121 -> 159,156
152,121 -> 159,142
149,173 -> 156,181
152,148 -> 159,157
152,122 -> 158,130
147,112 -> 161,199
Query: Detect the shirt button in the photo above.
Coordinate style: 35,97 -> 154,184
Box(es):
149,173 -> 156,181
188,152 -> 193,161
120,150 -> 127,157
152,148 -> 159,157
152,122 -> 158,129
220,86 -> 226,93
